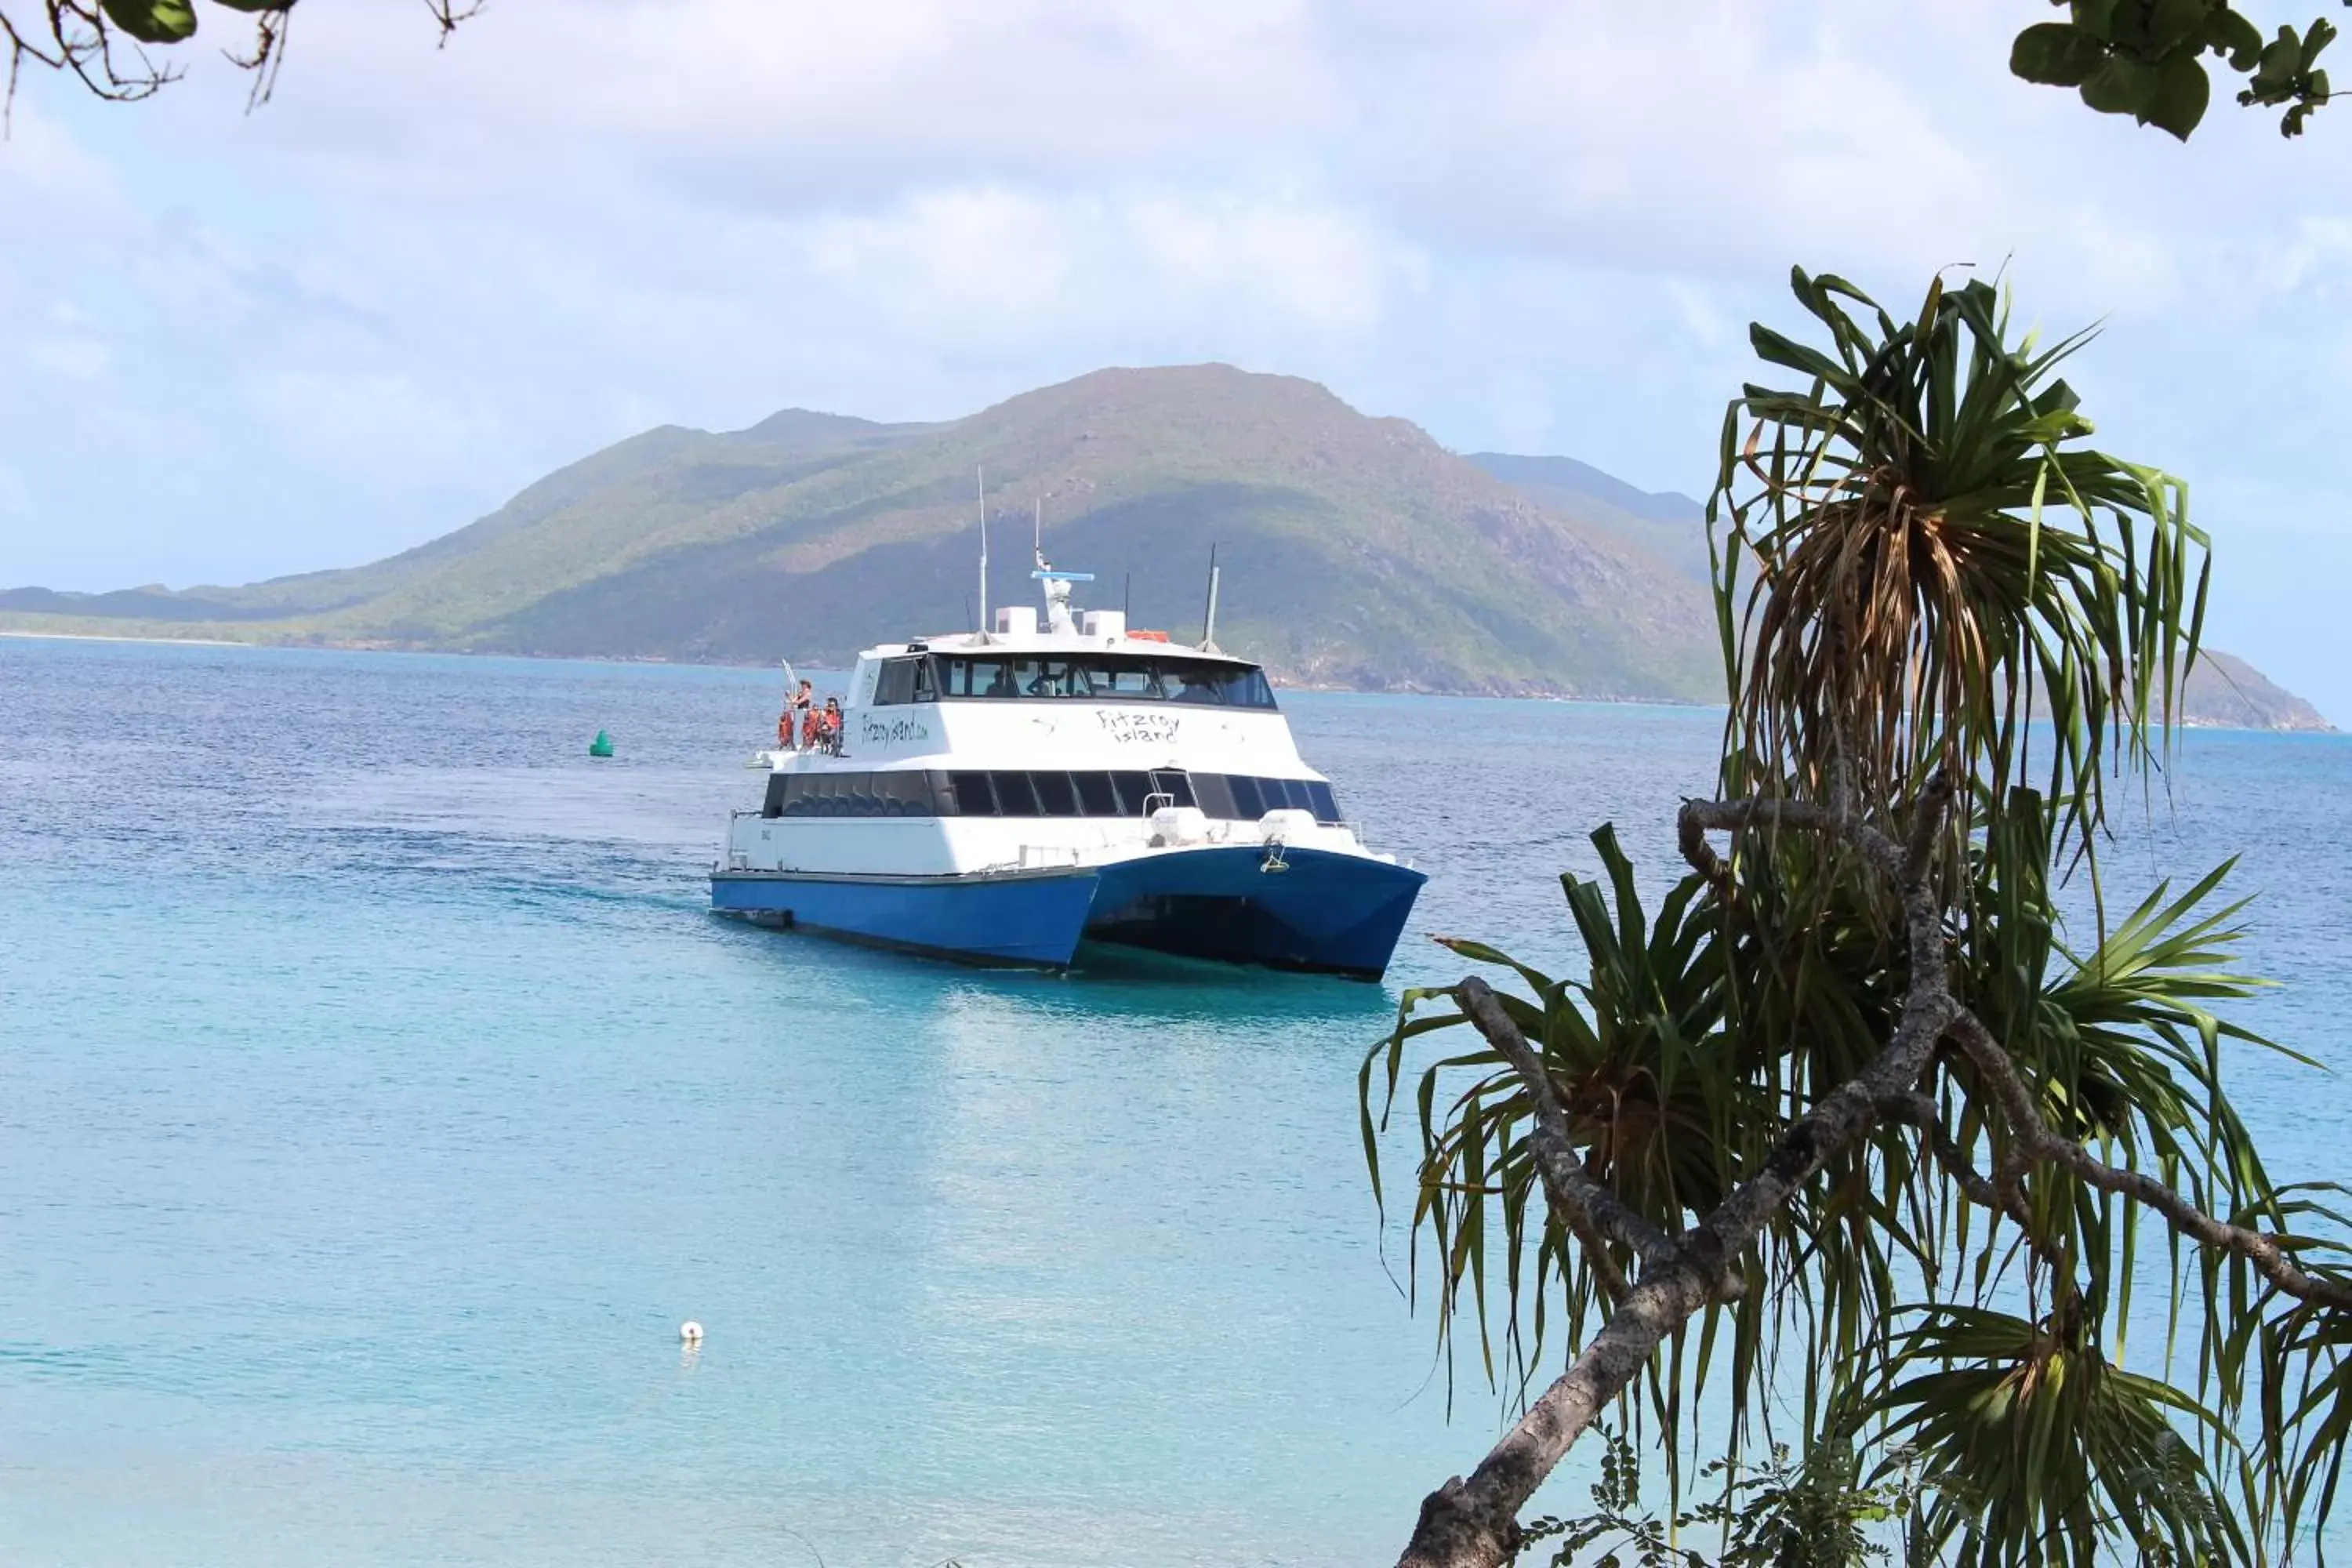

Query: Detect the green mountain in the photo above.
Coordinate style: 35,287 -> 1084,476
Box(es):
0,365 -> 1718,699
2,363 -> 2330,726
1466,452 -> 1713,582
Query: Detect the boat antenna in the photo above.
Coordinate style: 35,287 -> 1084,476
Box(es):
1200,543 -> 1221,652
975,464 -> 989,639
1033,495 -> 1047,570
1123,570 -> 1131,619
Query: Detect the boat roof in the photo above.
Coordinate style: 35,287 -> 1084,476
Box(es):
860,629 -> 1259,666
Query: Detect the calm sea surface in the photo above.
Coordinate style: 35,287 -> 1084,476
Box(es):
2,637 -> 2347,1566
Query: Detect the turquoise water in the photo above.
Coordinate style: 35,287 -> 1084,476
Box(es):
2,637 -> 2347,1565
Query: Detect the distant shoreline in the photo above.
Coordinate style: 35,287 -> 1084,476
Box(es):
1,628 -> 253,648
4,626 -> 2336,733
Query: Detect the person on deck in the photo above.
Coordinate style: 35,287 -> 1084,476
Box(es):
783,678 -> 815,750
818,698 -> 844,756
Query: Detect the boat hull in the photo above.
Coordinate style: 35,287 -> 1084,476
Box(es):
709,866 -> 1100,968
1083,845 -> 1425,979
710,845 -> 1425,979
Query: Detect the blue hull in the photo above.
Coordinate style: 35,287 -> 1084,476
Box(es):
710,846 -> 1425,979
708,866 -> 1098,967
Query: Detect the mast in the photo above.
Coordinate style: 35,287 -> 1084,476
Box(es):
1200,543 -> 1221,652
975,465 -> 989,638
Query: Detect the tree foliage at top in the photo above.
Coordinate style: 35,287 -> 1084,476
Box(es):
3,2 -> 2343,144
1367,269 -> 2352,1568
1,0 -> 477,116
2011,0 -> 2346,138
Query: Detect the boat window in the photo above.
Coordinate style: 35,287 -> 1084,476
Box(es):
1031,771 -> 1080,817
877,771 -> 930,815
947,771 -> 996,815
873,658 -> 918,706
993,771 -> 1042,816
938,657 -> 1014,699
1165,665 -> 1275,707
1096,664 -> 1165,699
928,654 -> 1276,710
1107,771 -> 1154,815
776,768 -> 1340,823
1073,771 -> 1119,816
1188,772 -> 1237,820
911,659 -> 938,703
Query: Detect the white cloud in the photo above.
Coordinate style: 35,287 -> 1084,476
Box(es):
0,459 -> 32,520
25,337 -> 111,380
800,185 -> 1411,347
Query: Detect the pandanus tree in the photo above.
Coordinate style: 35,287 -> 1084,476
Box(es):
1366,269 -> 2352,1567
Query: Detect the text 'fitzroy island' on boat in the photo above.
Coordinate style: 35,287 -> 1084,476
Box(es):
710,547 -> 1427,978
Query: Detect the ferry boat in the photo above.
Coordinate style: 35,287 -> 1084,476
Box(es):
710,560 -> 1425,978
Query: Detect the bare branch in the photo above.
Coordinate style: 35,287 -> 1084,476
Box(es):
424,0 -> 485,49
1454,975 -> 1679,1279
1679,793 -> 1905,881
1945,1010 -> 2352,1313
1879,1087 -> 2071,1285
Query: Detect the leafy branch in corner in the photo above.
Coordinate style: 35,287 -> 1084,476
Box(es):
2010,0 -> 2348,138
2,0 -> 481,125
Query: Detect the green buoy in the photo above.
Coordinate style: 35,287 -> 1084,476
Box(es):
589,729 -> 614,758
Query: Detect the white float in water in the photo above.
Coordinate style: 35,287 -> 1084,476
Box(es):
680,1320 -> 703,1344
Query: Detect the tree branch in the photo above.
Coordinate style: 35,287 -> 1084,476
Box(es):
1944,1010 -> 2352,1313
1454,975 -> 1680,1281
1878,1087 -> 2071,1286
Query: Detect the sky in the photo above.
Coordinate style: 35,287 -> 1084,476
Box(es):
0,0 -> 2346,719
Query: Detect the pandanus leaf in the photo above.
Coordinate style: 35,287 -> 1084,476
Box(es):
100,0 -> 198,42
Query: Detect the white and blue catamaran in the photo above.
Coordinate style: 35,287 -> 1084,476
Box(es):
710,545 -> 1425,978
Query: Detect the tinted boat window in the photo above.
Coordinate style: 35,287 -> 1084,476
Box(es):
947,771 -> 996,815
1098,665 -> 1163,699
1031,771 -> 1080,816
1108,771 -> 1153,815
994,771 -> 1041,816
930,654 -> 1275,709
873,658 -> 917,706
877,771 -> 930,815
1187,772 -> 1236,819
1073,771 -> 1118,816
941,658 -> 1015,699
764,769 -> 1337,823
